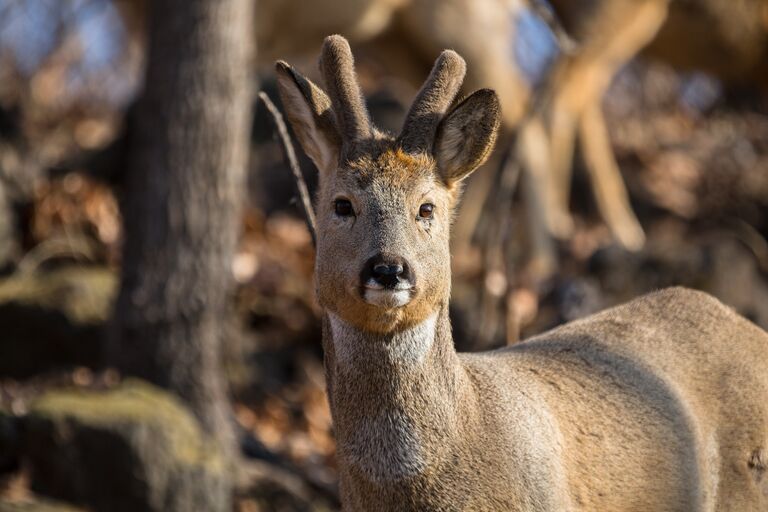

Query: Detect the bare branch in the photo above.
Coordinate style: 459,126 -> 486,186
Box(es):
258,91 -> 317,247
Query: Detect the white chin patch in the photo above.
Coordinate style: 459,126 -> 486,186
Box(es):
364,288 -> 412,308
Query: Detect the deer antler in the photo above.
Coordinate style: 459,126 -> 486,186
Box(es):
319,35 -> 373,151
399,50 -> 467,153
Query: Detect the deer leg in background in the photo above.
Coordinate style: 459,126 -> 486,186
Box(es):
518,117 -> 558,281
543,53 -> 616,241
545,77 -> 578,238
579,98 -> 645,249
543,0 -> 668,249
573,0 -> 667,250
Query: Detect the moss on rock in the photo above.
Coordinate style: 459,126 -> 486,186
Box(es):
0,267 -> 116,325
0,267 -> 116,377
23,380 -> 231,512
30,380 -> 224,471
0,498 -> 85,512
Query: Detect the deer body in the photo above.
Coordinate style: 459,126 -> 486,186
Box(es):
324,288 -> 768,510
324,304 -> 570,510
276,35 -> 768,511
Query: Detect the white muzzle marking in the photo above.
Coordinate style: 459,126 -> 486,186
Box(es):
363,278 -> 413,307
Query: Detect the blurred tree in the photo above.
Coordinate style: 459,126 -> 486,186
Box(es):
0,181 -> 16,271
109,0 -> 253,458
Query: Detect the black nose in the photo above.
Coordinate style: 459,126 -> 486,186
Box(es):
373,262 -> 403,278
362,254 -> 411,289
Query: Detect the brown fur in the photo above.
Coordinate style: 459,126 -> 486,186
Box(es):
276,36 -> 768,511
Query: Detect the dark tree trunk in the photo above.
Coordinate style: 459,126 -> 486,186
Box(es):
110,0 -> 253,455
0,181 -> 17,271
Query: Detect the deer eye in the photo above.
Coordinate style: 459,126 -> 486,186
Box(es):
418,203 -> 434,219
334,198 -> 354,217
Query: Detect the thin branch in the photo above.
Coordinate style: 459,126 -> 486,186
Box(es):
258,91 -> 317,247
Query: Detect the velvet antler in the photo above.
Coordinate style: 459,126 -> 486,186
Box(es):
319,35 -> 373,151
398,50 -> 467,153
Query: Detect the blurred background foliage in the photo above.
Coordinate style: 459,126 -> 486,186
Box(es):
0,0 -> 767,510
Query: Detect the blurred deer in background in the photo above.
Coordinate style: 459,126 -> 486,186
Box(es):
517,0 -> 667,254
276,35 -> 768,511
523,0 -> 768,254
119,0 -> 531,126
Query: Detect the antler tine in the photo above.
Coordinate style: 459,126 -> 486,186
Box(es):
399,50 -> 467,153
319,35 -> 373,149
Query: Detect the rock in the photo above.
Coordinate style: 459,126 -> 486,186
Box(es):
0,498 -> 85,512
21,380 -> 231,512
0,267 -> 116,378
0,410 -> 20,475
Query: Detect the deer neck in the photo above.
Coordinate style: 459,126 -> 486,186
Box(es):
322,303 -> 473,487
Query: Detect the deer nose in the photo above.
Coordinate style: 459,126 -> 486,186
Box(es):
363,255 -> 411,289
373,263 -> 403,278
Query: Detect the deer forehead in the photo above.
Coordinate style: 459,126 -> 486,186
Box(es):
322,148 -> 451,204
347,148 -> 435,180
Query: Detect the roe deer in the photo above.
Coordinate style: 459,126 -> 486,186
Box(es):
276,35 -> 768,511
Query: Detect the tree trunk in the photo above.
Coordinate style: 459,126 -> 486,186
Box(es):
0,181 -> 17,271
110,0 -> 253,456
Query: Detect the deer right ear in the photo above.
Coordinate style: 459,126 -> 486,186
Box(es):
275,61 -> 342,173
434,89 -> 501,185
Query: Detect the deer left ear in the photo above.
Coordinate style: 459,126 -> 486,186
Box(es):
434,89 -> 501,185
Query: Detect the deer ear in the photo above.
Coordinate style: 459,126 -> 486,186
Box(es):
275,61 -> 341,173
434,89 -> 501,184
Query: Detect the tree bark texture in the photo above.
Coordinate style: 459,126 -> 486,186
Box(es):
110,0 -> 253,453
0,181 -> 17,270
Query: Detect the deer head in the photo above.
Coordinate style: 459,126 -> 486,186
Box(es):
276,35 -> 500,334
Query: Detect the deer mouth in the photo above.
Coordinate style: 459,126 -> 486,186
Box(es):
362,280 -> 413,308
